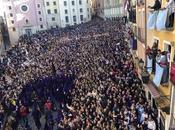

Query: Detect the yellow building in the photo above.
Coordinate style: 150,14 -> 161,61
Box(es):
146,0 -> 175,129
130,0 -> 175,129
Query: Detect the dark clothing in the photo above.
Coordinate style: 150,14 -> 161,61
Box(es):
32,109 -> 41,130
150,0 -> 161,10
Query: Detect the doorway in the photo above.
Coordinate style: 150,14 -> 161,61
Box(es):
25,29 -> 32,36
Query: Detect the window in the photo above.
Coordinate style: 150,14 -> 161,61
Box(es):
53,1 -> 56,5
79,0 -> 82,5
10,13 -> 13,17
8,6 -> 12,10
87,0 -> 88,3
12,27 -> 16,31
80,8 -> 83,13
47,9 -> 51,14
38,11 -> 41,15
65,16 -> 69,22
72,9 -> 75,12
26,19 -> 29,24
37,4 -> 40,8
54,9 -> 57,14
21,5 -> 28,12
39,18 -> 42,21
65,9 -> 68,14
40,25 -> 43,29
73,16 -> 76,22
52,17 -> 55,21
64,1 -> 67,6
11,20 -> 14,24
87,8 -> 89,12
72,1 -> 75,5
46,2 -> 49,6
80,15 -> 83,21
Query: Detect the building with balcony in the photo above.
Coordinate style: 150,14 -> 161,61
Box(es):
129,0 -> 175,129
146,0 -> 175,129
95,0 -> 123,20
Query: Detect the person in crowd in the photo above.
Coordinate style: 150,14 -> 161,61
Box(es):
148,0 -> 161,10
159,51 -> 169,85
165,0 -> 175,28
32,107 -> 41,130
152,42 -> 158,73
147,116 -> 156,130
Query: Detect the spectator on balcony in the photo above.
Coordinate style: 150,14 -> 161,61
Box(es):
159,51 -> 169,85
151,42 -> 158,73
165,0 -> 175,28
148,0 -> 161,11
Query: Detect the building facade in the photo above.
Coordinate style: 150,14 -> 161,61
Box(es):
129,0 -> 175,129
58,0 -> 91,27
2,0 -> 47,44
95,0 -> 123,19
2,0 -> 92,44
44,0 -> 61,28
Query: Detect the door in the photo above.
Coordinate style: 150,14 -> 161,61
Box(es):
25,29 -> 32,36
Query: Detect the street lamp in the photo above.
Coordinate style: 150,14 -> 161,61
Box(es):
139,58 -> 144,69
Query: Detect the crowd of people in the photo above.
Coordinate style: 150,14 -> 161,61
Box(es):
0,18 -> 157,130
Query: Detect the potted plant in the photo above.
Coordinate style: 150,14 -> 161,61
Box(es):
141,68 -> 150,84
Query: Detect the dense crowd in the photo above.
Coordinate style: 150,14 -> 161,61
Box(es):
0,18 -> 157,130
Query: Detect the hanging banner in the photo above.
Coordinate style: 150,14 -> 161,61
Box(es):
153,63 -> 164,87
156,9 -> 168,30
147,56 -> 153,74
147,11 -> 159,29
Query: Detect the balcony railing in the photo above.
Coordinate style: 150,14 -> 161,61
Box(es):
137,27 -> 145,43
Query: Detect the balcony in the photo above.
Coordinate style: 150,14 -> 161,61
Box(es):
147,7 -> 175,31
137,27 -> 145,43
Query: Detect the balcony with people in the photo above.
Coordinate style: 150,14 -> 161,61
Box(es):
147,0 -> 175,31
145,41 -> 173,108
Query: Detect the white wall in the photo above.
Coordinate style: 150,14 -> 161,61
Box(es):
44,0 -> 61,28
59,0 -> 91,27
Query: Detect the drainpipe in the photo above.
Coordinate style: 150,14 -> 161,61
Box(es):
144,0 -> 147,66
